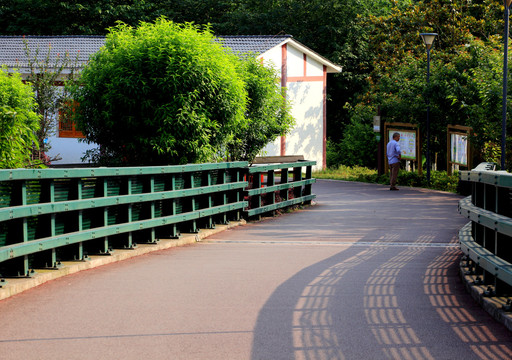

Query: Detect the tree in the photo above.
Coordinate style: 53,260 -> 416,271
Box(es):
22,38 -> 80,165
0,67 -> 40,168
332,0 -> 511,170
0,0 -> 154,35
346,36 -> 512,169
70,19 -> 248,166
228,57 -> 294,162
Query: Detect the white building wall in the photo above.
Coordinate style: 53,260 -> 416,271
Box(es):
259,43 -> 325,170
286,45 -> 304,77
286,81 -> 324,171
47,135 -> 97,165
259,47 -> 282,76
306,56 -> 324,77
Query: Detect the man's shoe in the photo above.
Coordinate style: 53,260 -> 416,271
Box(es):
390,187 -> 399,191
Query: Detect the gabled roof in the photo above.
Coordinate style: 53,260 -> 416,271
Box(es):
0,35 -> 341,74
219,35 -> 292,56
219,35 -> 341,73
0,36 -> 105,71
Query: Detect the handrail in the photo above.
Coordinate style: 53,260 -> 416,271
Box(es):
0,160 -> 317,280
458,164 -> 512,296
246,161 -> 316,218
0,162 -> 249,278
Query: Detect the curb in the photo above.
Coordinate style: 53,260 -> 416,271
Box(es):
0,220 -> 246,301
459,259 -> 512,331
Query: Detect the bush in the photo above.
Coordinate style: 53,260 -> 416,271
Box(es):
71,19 -> 247,165
338,104 -> 378,168
0,67 -> 40,168
314,165 -> 460,193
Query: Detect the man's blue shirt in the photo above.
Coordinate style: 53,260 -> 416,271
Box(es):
387,139 -> 401,165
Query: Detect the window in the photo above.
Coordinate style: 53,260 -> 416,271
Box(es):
58,101 -> 84,138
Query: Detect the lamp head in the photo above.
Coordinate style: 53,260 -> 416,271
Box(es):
420,33 -> 438,50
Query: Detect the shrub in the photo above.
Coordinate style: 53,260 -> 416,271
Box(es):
0,67 -> 40,168
71,19 -> 247,165
314,165 -> 460,193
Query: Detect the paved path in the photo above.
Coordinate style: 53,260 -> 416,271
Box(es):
1,180 -> 512,360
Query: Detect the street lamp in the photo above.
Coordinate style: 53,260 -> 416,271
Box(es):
502,0 -> 512,171
420,33 -> 437,184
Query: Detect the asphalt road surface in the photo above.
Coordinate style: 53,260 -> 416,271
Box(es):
0,180 -> 511,360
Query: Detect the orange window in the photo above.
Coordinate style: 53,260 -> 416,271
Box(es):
58,101 -> 84,138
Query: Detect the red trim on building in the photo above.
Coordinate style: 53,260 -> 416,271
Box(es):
323,65 -> 327,169
281,44 -> 288,156
287,75 -> 324,83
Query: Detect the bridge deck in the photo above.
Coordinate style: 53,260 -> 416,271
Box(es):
1,180 -> 511,359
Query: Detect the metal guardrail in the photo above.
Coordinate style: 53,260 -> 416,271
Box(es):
458,163 -> 512,295
0,160 -> 316,281
246,161 -> 316,217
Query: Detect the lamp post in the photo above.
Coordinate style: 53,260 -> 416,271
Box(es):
420,33 -> 437,184
502,0 -> 512,171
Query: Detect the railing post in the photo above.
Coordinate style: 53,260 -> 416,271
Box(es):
268,170 -> 275,217
190,172 -> 198,233
222,170 -> 229,225
149,176 -> 157,243
207,171 -> 214,229
304,165 -> 313,204
280,168 -> 289,201
171,175 -> 180,238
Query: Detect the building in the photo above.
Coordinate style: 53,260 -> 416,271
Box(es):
0,35 -> 341,169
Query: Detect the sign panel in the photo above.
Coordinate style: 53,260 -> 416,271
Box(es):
388,130 -> 416,160
450,133 -> 468,166
373,116 -> 381,132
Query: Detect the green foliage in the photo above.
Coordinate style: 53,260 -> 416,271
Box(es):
354,35 -> 512,170
0,0 -> 155,35
22,38 -> 80,165
314,165 -> 460,193
326,139 -> 344,168
229,57 -> 294,162
0,67 -> 40,168
358,0 -> 512,170
336,103 -> 378,168
71,19 -> 248,165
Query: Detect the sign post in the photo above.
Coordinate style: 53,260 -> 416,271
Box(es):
447,125 -> 472,175
383,122 -> 421,175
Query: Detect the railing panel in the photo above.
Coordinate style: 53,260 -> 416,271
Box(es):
459,165 -> 512,296
0,160 -> 317,280
246,161 -> 316,218
0,163 -> 248,278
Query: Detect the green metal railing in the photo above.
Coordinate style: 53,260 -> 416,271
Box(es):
458,164 -> 512,295
0,163 -> 248,278
246,161 -> 316,218
0,160 -> 316,281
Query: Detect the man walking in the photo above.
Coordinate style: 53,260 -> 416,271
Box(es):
387,132 -> 401,190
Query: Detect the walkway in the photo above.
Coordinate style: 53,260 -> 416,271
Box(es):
0,180 -> 511,359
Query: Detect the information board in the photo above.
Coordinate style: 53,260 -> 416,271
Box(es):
388,130 -> 416,160
450,133 -> 468,166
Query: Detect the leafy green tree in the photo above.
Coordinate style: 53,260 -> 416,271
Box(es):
0,0 -> 154,35
228,57 -> 294,162
336,103 -> 378,168
0,67 -> 40,168
350,36 -> 512,169
331,0 -> 511,170
70,18 -> 248,165
22,38 -> 80,165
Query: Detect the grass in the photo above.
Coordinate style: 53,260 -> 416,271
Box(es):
313,165 -> 462,193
